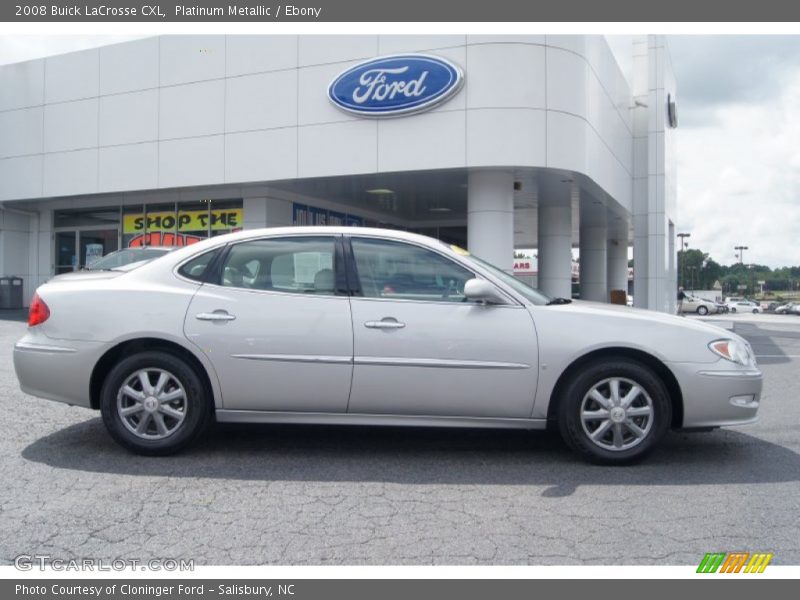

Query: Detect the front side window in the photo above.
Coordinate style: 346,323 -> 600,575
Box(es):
459,251 -> 551,306
220,237 -> 337,295
351,238 -> 474,303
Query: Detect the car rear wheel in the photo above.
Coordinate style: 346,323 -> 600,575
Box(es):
731,307 -> 737,313
100,351 -> 211,455
557,359 -> 672,465
697,306 -> 708,315
752,309 -> 759,314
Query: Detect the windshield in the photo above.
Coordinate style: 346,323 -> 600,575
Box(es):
459,252 -> 553,306
87,248 -> 170,270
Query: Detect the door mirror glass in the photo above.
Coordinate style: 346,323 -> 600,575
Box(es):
464,278 -> 506,304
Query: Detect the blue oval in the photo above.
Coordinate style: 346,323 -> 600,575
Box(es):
328,54 -> 463,117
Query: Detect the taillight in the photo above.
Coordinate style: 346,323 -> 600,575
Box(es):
28,292 -> 50,327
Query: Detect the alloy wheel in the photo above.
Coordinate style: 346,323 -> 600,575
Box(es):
116,368 -> 188,440
579,377 -> 654,451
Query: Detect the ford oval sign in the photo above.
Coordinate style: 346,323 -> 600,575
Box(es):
328,54 -> 464,118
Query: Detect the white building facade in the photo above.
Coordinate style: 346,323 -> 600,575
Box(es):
0,34 -> 677,311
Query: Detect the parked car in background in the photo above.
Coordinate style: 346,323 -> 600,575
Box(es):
50,247 -> 176,282
14,227 -> 763,465
683,295 -> 718,315
775,302 -> 796,314
727,300 -> 761,314
86,247 -> 175,270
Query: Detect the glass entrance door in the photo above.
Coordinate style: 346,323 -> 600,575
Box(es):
55,231 -> 77,275
79,230 -> 118,269
55,229 -> 119,274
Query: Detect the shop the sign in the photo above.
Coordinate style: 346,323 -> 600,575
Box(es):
328,54 -> 463,117
123,208 -> 243,234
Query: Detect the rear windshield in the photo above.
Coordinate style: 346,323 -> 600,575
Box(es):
88,248 -> 170,270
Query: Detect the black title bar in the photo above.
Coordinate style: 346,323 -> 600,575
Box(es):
3,0 -> 800,22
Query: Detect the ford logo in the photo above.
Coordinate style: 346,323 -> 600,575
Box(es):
328,54 -> 464,117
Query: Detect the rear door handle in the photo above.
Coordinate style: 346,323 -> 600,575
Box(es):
365,318 -> 405,330
196,311 -> 236,322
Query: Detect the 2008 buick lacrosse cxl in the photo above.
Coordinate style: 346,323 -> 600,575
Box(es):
14,227 -> 763,464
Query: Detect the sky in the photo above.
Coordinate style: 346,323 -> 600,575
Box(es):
1,34 -> 798,269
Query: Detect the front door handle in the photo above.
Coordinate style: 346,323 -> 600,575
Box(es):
196,311 -> 236,322
365,318 -> 406,330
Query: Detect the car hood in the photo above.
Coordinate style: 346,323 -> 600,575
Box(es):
553,300 -> 731,335
531,300 -> 743,364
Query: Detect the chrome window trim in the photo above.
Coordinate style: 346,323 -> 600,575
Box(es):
349,295 -> 525,309
172,230 -> 529,306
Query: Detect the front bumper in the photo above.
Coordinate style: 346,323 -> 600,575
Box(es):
669,361 -> 763,428
13,332 -> 110,408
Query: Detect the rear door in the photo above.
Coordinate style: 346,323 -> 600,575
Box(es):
184,235 -> 353,412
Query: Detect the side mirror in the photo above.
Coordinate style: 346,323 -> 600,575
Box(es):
464,278 -> 506,304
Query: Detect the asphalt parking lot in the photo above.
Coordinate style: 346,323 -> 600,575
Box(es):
0,311 -> 798,566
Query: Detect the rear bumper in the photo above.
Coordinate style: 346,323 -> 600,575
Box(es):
13,332 -> 109,408
669,362 -> 763,428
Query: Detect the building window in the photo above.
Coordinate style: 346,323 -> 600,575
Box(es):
121,200 -> 243,247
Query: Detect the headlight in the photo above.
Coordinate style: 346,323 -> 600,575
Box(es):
708,339 -> 756,367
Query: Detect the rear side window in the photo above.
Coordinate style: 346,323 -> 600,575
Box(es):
178,249 -> 218,282
220,237 -> 337,295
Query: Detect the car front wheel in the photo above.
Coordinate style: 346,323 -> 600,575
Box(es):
697,306 -> 708,315
100,351 -> 211,456
557,358 -> 672,465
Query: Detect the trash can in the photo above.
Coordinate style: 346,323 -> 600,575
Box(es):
609,289 -> 627,306
0,276 -> 24,309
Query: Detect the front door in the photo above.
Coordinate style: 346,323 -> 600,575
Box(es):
346,236 -> 539,419
184,235 -> 353,412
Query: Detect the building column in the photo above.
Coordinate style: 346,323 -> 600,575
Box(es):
580,223 -> 608,302
467,170 -> 514,272
607,225 -> 629,300
537,182 -> 573,299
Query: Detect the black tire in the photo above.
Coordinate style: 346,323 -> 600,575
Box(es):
752,309 -> 759,314
731,307 -> 737,313
100,351 -> 211,456
557,358 -> 672,465
697,306 -> 708,315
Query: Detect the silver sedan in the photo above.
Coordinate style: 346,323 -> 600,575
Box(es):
14,228 -> 763,464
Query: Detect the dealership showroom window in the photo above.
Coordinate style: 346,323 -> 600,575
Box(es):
0,34 -> 676,313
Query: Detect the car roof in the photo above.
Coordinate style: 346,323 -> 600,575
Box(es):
217,226 -> 447,245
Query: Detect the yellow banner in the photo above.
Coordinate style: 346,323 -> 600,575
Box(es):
123,208 -> 243,234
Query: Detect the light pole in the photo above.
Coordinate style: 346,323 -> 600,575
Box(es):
688,266 -> 698,292
701,258 -> 708,291
677,232 -> 691,288
734,245 -> 749,265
